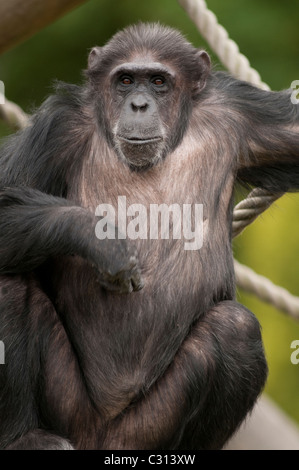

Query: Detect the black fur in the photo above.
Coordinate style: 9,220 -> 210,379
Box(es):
0,23 -> 298,450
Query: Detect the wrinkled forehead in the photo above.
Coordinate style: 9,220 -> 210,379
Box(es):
109,52 -> 176,79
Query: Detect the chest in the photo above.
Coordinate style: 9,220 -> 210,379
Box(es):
67,135 -> 235,283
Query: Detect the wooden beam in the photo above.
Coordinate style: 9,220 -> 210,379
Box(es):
0,0 -> 89,55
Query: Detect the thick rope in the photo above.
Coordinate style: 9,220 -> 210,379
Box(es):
179,0 -> 299,317
0,91 -> 29,129
178,0 -> 270,90
232,188 -> 284,238
178,0 -> 282,230
235,260 -> 299,320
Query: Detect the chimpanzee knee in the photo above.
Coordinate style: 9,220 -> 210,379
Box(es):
178,300 -> 268,450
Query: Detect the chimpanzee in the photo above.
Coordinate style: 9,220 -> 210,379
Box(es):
0,22 -> 298,450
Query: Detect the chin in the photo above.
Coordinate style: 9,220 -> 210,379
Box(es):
115,139 -> 164,171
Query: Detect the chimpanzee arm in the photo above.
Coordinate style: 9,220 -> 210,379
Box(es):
0,86 -> 88,196
0,187 -> 142,293
0,89 -> 142,292
215,73 -> 299,191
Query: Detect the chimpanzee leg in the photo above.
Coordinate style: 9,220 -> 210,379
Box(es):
102,300 -> 268,450
177,300 -> 268,450
0,274 -> 77,450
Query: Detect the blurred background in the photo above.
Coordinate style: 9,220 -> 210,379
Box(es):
0,0 -> 299,438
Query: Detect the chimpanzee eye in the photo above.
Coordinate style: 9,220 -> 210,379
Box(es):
120,76 -> 133,86
151,76 -> 165,87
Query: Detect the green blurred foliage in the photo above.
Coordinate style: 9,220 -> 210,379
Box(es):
234,194 -> 299,424
0,0 -> 299,424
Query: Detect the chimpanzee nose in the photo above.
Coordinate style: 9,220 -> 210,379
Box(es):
131,94 -> 149,112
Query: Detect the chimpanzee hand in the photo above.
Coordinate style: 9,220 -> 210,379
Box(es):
0,188 -> 144,295
97,250 -> 144,294
90,229 -> 144,294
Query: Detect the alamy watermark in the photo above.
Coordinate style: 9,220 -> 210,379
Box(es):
95,196 -> 204,250
290,340 -> 299,365
0,341 -> 4,364
0,80 -> 4,104
291,80 -> 299,105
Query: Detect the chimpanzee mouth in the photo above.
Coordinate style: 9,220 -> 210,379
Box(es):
118,136 -> 162,145
115,134 -> 164,170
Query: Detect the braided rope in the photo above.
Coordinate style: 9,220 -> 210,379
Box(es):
235,260 -> 299,320
178,0 -> 270,90
0,92 -> 29,129
232,188 -> 284,238
179,0 -> 299,317
178,0 -> 281,231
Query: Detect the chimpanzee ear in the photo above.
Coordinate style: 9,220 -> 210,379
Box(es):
88,47 -> 103,69
193,50 -> 211,96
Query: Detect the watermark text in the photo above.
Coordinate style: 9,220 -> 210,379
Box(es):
95,196 -> 204,250
0,341 -> 4,364
290,340 -> 299,365
291,80 -> 299,105
0,81 -> 4,104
